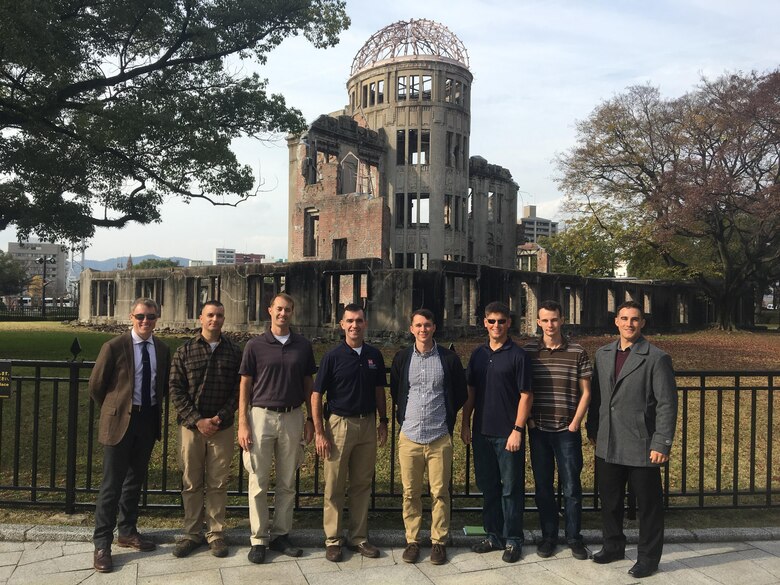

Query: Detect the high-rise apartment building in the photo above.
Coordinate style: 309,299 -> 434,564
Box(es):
518,205 -> 558,243
6,240 -> 69,296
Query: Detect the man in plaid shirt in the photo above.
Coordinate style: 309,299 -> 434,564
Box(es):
169,300 -> 242,558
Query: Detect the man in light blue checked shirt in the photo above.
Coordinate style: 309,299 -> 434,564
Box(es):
390,309 -> 467,566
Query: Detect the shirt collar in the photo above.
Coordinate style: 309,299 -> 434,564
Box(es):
131,330 -> 153,345
197,333 -> 222,346
485,337 -> 514,353
538,335 -> 568,351
413,340 -> 438,357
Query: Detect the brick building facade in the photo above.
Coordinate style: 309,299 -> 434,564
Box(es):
287,19 -> 518,269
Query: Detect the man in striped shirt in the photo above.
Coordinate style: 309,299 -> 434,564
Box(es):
524,300 -> 592,561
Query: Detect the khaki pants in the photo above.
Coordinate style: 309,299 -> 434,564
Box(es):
179,425 -> 234,543
398,431 -> 453,545
242,407 -> 304,546
323,414 -> 376,546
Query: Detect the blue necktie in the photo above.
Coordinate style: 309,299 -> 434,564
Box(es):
141,341 -> 152,407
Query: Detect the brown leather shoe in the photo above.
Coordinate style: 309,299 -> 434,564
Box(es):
93,548 -> 113,573
209,538 -> 228,558
430,543 -> 447,565
402,542 -> 420,563
347,541 -> 380,558
325,544 -> 342,562
117,532 -> 156,552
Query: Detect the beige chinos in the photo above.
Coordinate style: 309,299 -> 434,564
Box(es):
178,425 -> 234,542
323,414 -> 377,546
243,407 -> 304,546
398,431 -> 453,544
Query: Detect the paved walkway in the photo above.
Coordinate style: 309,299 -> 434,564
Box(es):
0,526 -> 779,584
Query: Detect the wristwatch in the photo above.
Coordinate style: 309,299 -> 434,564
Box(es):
513,425 -> 524,433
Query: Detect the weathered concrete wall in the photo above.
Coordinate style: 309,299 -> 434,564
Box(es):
80,258 -> 740,338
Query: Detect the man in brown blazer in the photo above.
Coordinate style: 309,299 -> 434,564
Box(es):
89,297 -> 171,573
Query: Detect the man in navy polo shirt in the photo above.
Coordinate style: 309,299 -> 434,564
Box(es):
311,303 -> 388,562
462,301 -> 533,563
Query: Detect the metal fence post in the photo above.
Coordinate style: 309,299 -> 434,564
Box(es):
65,362 -> 80,514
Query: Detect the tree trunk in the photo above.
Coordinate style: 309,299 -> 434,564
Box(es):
715,294 -> 739,331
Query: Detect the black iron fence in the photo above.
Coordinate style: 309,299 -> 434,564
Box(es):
0,307 -> 79,321
0,359 -> 777,513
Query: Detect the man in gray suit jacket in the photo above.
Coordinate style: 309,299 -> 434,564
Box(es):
585,300 -> 677,579
89,297 -> 171,573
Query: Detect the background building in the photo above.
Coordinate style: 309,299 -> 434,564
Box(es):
213,248 -> 236,265
212,249 -> 265,265
288,19 -> 518,269
234,253 -> 266,265
6,240 -> 69,297
518,205 -> 558,243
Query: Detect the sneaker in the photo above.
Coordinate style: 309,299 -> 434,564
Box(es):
471,538 -> 498,554
430,543 -> 447,565
502,544 -> 522,563
402,542 -> 420,563
247,544 -> 266,564
569,541 -> 589,560
536,538 -> 556,558
269,534 -> 302,557
172,538 -> 201,558
209,539 -> 228,558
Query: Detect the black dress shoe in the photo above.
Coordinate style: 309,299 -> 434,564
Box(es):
628,561 -> 657,578
269,534 -> 302,557
247,544 -> 266,564
502,544 -> 522,563
592,548 -> 625,564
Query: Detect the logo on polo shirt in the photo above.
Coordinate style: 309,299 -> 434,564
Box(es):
367,359 -> 377,369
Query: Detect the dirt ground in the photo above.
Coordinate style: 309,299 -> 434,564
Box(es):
451,329 -> 780,370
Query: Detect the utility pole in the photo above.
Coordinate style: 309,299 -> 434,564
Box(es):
35,255 -> 56,318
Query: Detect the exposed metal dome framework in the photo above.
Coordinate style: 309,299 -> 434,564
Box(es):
350,19 -> 469,77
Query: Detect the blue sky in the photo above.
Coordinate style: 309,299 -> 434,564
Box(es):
3,0 -> 779,261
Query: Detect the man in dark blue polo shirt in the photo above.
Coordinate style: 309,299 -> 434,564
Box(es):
462,301 -> 533,563
311,303 -> 388,562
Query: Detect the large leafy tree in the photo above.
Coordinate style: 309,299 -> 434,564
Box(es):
538,215 -> 620,277
132,257 -> 179,269
0,0 -> 349,243
0,249 -> 27,295
540,213 -> 692,279
557,71 -> 780,330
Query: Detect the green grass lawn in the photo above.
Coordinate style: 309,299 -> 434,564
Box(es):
0,324 -> 188,361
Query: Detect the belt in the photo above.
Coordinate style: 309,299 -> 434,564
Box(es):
130,404 -> 157,413
343,412 -> 374,419
257,405 -> 299,413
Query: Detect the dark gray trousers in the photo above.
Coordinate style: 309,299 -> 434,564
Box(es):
93,408 -> 157,550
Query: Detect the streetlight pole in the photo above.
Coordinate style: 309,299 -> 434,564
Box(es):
35,255 -> 56,318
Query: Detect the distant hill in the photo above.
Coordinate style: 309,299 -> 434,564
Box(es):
76,255 -> 190,274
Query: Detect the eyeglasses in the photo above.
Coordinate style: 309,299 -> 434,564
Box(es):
486,318 -> 507,325
133,313 -> 158,321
